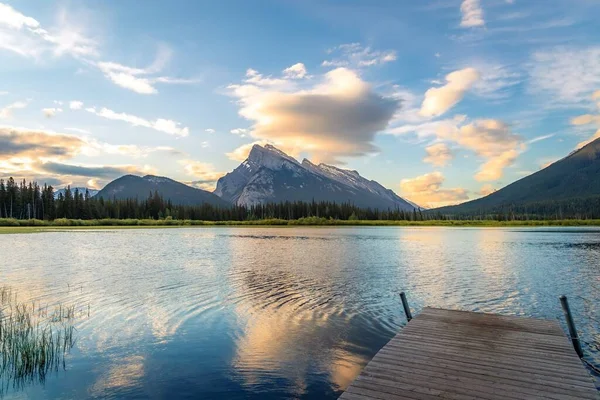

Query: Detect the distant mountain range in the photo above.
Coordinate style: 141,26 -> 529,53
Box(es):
214,144 -> 417,210
437,137 -> 600,215
51,137 -> 600,214
95,174 -> 228,207
54,187 -> 98,199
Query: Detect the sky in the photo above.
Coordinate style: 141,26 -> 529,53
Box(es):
1,0 -> 600,207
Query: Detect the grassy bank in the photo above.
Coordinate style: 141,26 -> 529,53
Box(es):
1,217 -> 600,233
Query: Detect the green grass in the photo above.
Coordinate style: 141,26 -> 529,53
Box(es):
1,217 -> 600,233
0,286 -> 80,393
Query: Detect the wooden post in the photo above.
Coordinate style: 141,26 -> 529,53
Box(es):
400,292 -> 412,322
559,295 -> 583,358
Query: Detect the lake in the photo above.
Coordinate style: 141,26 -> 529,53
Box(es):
0,227 -> 599,398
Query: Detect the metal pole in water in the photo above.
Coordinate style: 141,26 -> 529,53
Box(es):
559,295 -> 584,358
400,292 -> 412,322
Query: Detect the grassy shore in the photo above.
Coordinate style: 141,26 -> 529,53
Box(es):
1,217 -> 600,233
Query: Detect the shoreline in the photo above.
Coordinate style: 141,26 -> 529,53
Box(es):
2,218 -> 600,233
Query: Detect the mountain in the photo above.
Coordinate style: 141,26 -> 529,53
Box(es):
96,175 -> 229,207
214,144 -> 417,210
54,187 -> 99,199
437,137 -> 600,215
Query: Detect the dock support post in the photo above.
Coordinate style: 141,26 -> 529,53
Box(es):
559,295 -> 584,358
400,292 -> 412,322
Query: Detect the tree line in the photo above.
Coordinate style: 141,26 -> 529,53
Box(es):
0,178 -> 441,221
3,177 -> 599,222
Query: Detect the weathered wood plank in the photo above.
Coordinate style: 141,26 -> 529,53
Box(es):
340,308 -> 599,400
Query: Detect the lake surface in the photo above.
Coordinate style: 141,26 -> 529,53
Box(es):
0,227 -> 599,398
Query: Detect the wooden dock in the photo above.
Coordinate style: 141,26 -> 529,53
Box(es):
340,307 -> 599,400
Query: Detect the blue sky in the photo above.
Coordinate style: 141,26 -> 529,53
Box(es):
1,0 -> 600,207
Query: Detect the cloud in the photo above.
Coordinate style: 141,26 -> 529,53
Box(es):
0,125 -> 167,187
420,68 -> 479,117
460,0 -> 485,27
42,107 -> 63,118
84,106 -> 190,137
228,67 -> 398,162
0,100 -> 28,119
400,172 -> 469,208
283,63 -> 308,79
94,44 -> 199,94
69,100 -> 84,110
322,43 -> 397,68
529,46 -> 600,106
528,133 -> 555,144
438,119 -> 524,181
0,3 -> 98,59
470,62 -> 522,100
570,91 -> 600,149
230,128 -> 248,137
479,184 -> 496,196
65,127 -> 91,134
204,128 -> 215,134
179,160 -> 223,190
423,143 -> 455,166
0,126 -> 84,160
40,162 -> 152,179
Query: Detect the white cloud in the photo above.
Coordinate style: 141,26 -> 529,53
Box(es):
42,107 -> 63,118
423,143 -> 455,167
400,172 -> 469,208
0,3 -> 98,59
0,100 -> 28,119
529,46 -> 600,106
69,100 -> 84,110
84,106 -> 190,137
227,67 -> 398,162
205,128 -> 215,134
322,43 -> 397,68
283,63 -> 308,79
64,127 -> 90,134
460,0 -> 485,28
420,68 -> 479,117
528,133 -> 555,144
230,128 -> 248,137
95,44 -> 199,94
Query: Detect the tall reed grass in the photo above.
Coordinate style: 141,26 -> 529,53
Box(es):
0,286 -> 78,394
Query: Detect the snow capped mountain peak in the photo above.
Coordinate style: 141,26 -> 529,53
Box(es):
247,144 -> 300,170
215,144 -> 419,210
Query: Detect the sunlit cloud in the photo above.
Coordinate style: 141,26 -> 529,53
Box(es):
228,67 -> 398,163
570,91 -> 600,149
478,184 -> 496,196
179,159 -> 224,190
283,63 -> 308,79
400,172 -> 468,208
420,68 -> 479,117
423,143 -> 455,167
437,119 -> 524,181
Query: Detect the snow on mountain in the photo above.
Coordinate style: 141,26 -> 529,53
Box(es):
214,144 -> 419,210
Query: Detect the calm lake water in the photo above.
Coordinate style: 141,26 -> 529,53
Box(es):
1,227 -> 599,398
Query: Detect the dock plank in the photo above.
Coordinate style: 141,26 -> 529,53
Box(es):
340,308 -> 599,399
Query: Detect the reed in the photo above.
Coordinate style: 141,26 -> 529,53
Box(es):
0,286 -> 78,394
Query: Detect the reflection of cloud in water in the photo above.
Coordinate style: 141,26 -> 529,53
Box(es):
90,355 -> 145,395
226,231 -> 371,394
